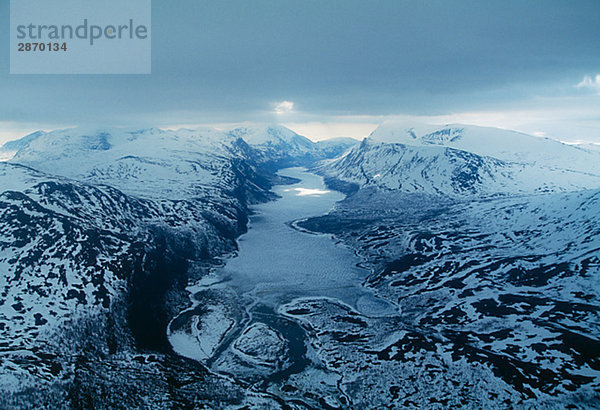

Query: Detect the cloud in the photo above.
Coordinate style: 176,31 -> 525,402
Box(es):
284,121 -> 378,141
576,74 -> 600,93
274,101 -> 294,115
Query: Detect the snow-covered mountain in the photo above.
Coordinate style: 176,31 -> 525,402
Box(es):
1,122 -> 598,407
0,124 -> 358,407
370,121 -> 600,175
0,131 -> 46,161
9,127 -> 260,199
296,185 -> 600,406
0,160 -> 266,402
297,122 -> 600,406
315,137 -> 359,157
0,126 -> 286,406
317,124 -> 600,197
0,131 -> 46,157
228,125 -> 357,167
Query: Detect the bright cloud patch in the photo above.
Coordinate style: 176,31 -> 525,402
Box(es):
576,74 -> 600,93
274,101 -> 294,114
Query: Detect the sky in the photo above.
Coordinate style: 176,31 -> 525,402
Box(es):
1,0 -> 600,143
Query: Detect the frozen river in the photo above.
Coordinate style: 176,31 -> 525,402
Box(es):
168,168 -> 395,372
223,167 -> 389,312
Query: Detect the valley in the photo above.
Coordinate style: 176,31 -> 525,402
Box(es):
166,168 -> 398,407
0,123 -> 598,408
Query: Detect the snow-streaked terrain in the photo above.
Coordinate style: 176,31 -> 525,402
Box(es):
318,139 -> 600,197
227,125 -> 357,167
8,126 -> 260,200
298,122 -> 600,407
0,126 -> 281,407
369,121 -> 600,175
0,122 -> 598,408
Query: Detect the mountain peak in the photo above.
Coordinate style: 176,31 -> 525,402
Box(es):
227,124 -> 303,145
369,121 -> 600,175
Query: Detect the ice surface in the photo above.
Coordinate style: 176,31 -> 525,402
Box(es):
221,167 -> 396,314
169,304 -> 235,362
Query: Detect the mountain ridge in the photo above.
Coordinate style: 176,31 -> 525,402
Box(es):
317,138 -> 600,198
1,122 -> 598,407
368,121 -> 600,175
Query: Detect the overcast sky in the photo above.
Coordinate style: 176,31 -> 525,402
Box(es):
1,0 -> 600,143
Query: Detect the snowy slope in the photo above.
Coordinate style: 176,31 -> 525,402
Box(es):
0,163 -> 147,389
7,126 -> 354,197
0,157 -> 267,389
227,125 -> 355,166
315,137 -> 358,158
296,122 -> 600,406
318,139 -> 600,197
8,127 -> 257,200
0,131 -> 47,161
0,127 -> 283,404
295,186 -> 600,406
229,125 -> 311,146
370,121 -> 600,176
575,142 -> 600,153
1,131 -> 46,152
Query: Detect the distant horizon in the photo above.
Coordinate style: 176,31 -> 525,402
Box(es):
2,118 -> 600,148
2,1 -> 599,147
